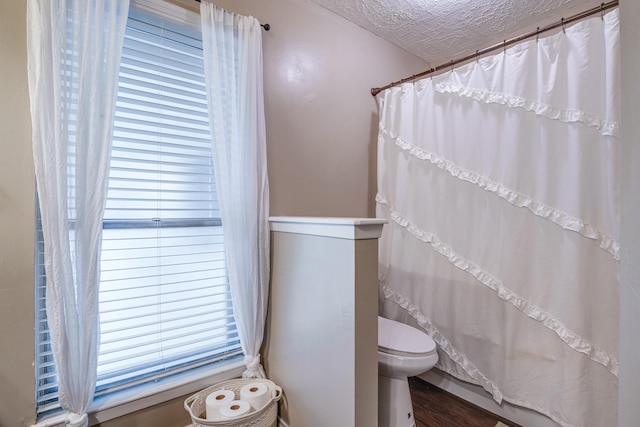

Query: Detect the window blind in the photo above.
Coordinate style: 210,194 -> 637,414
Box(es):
35,8 -> 242,417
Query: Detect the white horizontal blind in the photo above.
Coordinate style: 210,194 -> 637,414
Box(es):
35,7 -> 241,417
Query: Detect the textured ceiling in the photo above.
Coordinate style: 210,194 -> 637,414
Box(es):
311,0 -> 596,66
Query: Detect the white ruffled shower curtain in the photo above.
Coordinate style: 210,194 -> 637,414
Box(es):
200,2 -> 270,379
27,0 -> 129,426
376,9 -> 619,427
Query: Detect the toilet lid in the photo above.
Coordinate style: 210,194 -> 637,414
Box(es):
378,316 -> 437,356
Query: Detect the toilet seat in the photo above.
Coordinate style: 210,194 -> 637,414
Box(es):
378,316 -> 437,357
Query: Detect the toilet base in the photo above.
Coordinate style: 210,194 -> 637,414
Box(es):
378,374 -> 415,427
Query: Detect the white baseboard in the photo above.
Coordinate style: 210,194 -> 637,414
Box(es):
420,370 -> 560,427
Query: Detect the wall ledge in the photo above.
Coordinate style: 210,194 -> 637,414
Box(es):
269,216 -> 386,240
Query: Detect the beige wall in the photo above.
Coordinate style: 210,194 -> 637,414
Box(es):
0,0 -> 426,426
618,0 -> 640,425
208,0 -> 428,217
0,1 -> 37,426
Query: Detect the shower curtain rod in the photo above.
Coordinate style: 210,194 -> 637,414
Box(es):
371,0 -> 618,97
193,0 -> 271,30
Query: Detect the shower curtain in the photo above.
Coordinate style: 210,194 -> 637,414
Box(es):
376,9 -> 619,427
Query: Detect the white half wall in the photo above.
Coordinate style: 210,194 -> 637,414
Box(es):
265,217 -> 385,427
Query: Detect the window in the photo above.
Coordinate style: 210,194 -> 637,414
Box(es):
35,6 -> 241,418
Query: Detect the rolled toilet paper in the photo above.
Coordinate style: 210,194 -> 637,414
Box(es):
240,382 -> 271,411
219,400 -> 251,420
205,389 -> 235,421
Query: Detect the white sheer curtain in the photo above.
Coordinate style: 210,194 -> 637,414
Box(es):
377,10 -> 619,427
200,2 -> 270,379
27,1 -> 129,426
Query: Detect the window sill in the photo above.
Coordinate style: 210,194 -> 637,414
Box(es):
33,356 -> 246,427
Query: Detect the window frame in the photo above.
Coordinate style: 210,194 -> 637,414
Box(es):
32,1 -> 246,424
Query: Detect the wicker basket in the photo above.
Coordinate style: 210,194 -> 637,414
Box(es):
184,378 -> 282,427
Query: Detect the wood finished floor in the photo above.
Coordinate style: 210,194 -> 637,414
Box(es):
409,377 -> 522,427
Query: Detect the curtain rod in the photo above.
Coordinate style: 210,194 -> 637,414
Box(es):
371,0 -> 618,97
193,0 -> 271,30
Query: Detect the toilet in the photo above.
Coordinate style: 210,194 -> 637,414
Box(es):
378,316 -> 438,427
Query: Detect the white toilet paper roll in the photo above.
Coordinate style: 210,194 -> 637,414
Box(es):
240,382 -> 270,411
219,400 -> 251,420
205,389 -> 235,421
